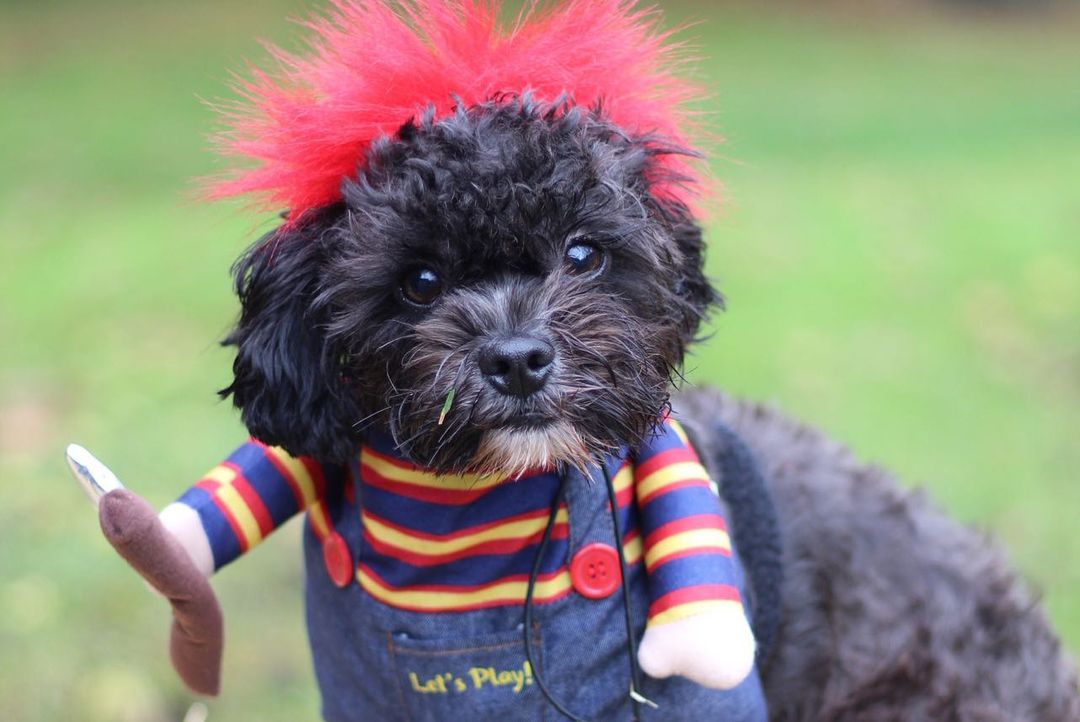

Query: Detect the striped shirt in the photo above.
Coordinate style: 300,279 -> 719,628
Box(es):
177,417 -> 742,626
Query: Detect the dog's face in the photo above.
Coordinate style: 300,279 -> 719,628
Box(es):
223,98 -> 715,473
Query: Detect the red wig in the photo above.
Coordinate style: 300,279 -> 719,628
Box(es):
209,0 -> 705,221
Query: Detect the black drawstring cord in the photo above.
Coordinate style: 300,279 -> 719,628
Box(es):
524,471 -> 589,722
601,461 -> 652,721
523,464 -> 654,722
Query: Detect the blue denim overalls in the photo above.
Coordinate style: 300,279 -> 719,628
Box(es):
302,448 -> 768,722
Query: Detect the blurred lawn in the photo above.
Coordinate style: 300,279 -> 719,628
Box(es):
1,1 -> 1078,720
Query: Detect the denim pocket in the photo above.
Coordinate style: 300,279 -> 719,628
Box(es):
388,624 -> 547,722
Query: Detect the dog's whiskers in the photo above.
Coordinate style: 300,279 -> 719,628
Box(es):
423,381 -> 481,469
351,405 -> 392,429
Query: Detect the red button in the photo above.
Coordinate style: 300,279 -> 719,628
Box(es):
322,532 -> 354,588
570,543 -> 621,599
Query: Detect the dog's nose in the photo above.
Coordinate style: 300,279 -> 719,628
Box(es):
478,336 -> 555,398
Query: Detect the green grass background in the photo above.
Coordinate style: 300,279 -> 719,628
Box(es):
1,1 -> 1077,719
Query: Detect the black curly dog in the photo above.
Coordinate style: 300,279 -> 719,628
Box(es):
220,95 -> 1079,720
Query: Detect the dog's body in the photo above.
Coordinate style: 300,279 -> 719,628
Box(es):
679,389 -> 1080,721
89,2 -> 1080,719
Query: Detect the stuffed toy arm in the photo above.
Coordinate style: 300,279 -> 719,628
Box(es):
164,440 -> 342,575
633,419 -> 756,690
93,440 -> 340,696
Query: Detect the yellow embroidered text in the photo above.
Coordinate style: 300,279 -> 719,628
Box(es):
406,661 -> 534,695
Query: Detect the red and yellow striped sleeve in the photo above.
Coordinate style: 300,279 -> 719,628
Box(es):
634,418 -> 743,626
176,440 -> 343,571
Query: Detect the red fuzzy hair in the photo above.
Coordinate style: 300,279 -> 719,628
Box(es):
209,0 -> 706,221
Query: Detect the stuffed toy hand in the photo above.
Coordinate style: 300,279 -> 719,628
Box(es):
67,445 -> 223,696
637,604 -> 756,690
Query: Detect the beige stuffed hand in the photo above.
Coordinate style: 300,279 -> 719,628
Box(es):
637,603 -> 756,690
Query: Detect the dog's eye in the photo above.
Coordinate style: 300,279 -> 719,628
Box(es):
401,267 -> 443,305
564,243 -> 605,276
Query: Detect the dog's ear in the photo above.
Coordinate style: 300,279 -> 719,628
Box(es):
619,135 -> 720,344
220,214 -> 359,463
655,198 -> 721,345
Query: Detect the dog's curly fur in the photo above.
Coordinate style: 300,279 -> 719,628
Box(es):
218,95 -> 1080,719
680,390 -> 1080,721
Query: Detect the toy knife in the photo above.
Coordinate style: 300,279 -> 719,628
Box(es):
65,443 -> 125,507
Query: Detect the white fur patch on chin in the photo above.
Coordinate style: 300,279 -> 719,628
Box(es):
472,422 -> 589,478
